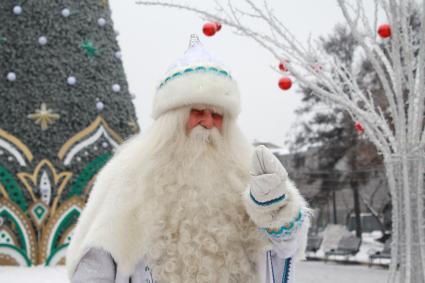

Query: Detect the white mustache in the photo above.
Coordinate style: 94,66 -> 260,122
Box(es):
190,126 -> 221,144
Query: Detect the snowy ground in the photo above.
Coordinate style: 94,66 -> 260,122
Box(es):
0,260 -> 389,283
298,260 -> 388,283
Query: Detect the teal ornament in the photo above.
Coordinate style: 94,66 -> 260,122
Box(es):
80,40 -> 97,58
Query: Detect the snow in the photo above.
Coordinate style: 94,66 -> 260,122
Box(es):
297,260 -> 389,283
0,229 -> 390,282
0,261 -> 389,283
0,266 -> 68,283
305,225 -> 391,266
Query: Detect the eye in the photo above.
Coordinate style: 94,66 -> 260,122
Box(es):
191,109 -> 204,115
212,113 -> 223,119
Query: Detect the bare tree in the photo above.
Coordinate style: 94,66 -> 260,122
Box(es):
137,1 -> 425,282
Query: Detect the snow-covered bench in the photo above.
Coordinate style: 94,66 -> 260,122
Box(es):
368,238 -> 391,266
306,235 -> 323,254
324,235 -> 362,262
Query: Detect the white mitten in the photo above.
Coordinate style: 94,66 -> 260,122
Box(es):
244,145 -> 306,229
249,145 -> 288,209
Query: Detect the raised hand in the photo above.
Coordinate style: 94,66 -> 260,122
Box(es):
249,145 -> 289,208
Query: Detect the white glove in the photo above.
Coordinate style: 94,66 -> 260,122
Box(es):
244,145 -> 306,228
249,145 -> 288,209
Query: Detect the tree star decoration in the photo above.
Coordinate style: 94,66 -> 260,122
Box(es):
80,40 -> 97,58
27,103 -> 60,131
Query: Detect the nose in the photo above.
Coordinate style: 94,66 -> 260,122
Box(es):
199,110 -> 214,129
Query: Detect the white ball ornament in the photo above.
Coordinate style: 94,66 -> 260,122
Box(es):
38,36 -> 48,45
67,76 -> 76,85
7,72 -> 16,81
130,93 -> 136,99
96,101 -> 104,111
13,6 -> 22,15
61,8 -> 70,17
98,18 -> 107,27
114,51 -> 122,59
112,84 -> 121,92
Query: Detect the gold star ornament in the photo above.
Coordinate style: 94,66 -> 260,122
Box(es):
28,103 -> 60,130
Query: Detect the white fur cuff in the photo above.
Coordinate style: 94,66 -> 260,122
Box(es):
243,180 -> 306,229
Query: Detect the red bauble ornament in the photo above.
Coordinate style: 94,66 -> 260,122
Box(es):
214,22 -> 222,32
278,62 -> 288,72
278,77 -> 292,90
203,23 -> 217,37
355,121 -> 365,133
378,24 -> 392,38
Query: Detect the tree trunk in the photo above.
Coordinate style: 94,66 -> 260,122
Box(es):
350,137 -> 362,238
351,182 -> 362,238
332,188 -> 337,224
386,152 -> 425,283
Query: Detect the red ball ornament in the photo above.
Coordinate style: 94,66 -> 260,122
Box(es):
355,121 -> 365,133
278,62 -> 288,72
214,22 -> 222,32
378,24 -> 392,38
278,77 -> 292,90
203,23 -> 217,37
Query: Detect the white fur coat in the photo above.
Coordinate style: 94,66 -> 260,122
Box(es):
67,110 -> 309,283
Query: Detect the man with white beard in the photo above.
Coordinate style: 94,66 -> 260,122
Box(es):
67,35 -> 310,283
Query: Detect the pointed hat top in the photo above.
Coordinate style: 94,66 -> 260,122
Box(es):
165,34 -> 225,74
187,34 -> 201,48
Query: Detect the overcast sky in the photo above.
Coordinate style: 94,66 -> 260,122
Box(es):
109,0 -> 348,148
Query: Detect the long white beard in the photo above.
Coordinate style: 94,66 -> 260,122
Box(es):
136,115 -> 268,283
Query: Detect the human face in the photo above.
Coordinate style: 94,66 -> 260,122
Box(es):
186,108 -> 223,132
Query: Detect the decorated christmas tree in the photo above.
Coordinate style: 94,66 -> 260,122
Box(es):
0,1 -> 138,266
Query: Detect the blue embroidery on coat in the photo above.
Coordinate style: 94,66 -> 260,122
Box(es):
282,257 -> 292,283
260,210 -> 304,239
144,266 -> 155,283
269,251 -> 276,283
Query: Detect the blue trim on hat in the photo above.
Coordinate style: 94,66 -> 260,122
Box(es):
158,66 -> 232,90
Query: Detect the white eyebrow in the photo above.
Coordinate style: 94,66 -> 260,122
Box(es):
191,105 -> 224,115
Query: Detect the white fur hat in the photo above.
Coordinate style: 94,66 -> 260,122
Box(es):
151,35 -> 241,119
